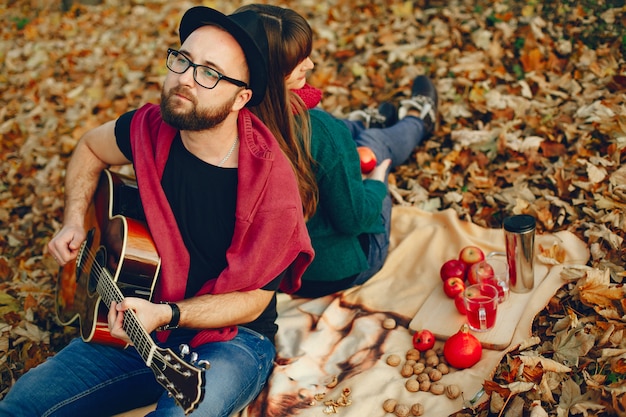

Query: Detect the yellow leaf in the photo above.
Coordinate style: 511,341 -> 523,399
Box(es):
0,293 -> 19,316
518,355 -> 572,373
521,5 -> 536,17
390,1 -> 413,18
578,269 -> 625,309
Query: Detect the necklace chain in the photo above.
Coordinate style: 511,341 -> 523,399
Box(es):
218,135 -> 239,167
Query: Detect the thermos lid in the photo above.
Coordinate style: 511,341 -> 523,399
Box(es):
503,214 -> 536,233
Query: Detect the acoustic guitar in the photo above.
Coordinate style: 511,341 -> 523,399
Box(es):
55,169 -> 205,415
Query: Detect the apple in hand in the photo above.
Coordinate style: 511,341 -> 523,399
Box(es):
467,261 -> 494,285
458,245 -> 485,267
440,259 -> 467,282
357,146 -> 377,174
443,277 -> 465,299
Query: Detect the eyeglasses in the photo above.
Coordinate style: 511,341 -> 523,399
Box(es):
166,48 -> 248,90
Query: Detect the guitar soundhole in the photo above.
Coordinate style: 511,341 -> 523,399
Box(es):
87,247 -> 107,296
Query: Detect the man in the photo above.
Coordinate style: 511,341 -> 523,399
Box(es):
0,6 -> 313,417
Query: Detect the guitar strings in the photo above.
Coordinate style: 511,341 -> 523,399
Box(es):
78,246 -> 159,361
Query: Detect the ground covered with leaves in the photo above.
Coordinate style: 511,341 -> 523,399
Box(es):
1,0 -> 625,415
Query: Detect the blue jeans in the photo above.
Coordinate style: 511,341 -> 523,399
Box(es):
343,116 -> 426,285
0,327 -> 275,417
343,116 -> 425,169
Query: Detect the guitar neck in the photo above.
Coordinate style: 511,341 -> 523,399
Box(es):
97,269 -> 205,414
96,269 -> 157,364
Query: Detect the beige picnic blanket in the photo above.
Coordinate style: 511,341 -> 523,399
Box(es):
119,206 -> 589,417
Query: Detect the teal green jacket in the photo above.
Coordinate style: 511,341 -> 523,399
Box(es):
303,108 -> 387,282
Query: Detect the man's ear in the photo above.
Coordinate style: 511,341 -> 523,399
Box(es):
232,88 -> 253,111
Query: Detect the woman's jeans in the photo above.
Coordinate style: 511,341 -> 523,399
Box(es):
343,116 -> 426,285
343,116 -> 425,169
0,327 -> 275,417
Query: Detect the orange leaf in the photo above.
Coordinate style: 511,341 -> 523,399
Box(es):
483,380 -> 511,397
540,141 -> 566,158
23,294 -> 38,312
334,50 -> 356,59
0,258 -> 11,279
520,48 -> 544,72
369,73 -> 386,89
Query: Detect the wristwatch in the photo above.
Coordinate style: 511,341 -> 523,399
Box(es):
158,302 -> 180,331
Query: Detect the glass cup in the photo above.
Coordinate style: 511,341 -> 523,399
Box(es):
470,258 -> 509,303
463,283 -> 499,332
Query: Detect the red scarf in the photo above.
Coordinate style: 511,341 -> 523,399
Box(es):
293,83 -> 322,109
130,103 -> 313,346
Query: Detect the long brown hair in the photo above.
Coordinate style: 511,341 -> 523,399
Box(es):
236,4 -> 318,220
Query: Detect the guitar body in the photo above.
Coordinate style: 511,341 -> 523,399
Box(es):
56,169 -> 161,347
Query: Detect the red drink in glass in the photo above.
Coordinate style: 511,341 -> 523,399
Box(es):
464,283 -> 498,332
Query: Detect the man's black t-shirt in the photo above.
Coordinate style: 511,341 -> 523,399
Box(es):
115,110 -> 282,341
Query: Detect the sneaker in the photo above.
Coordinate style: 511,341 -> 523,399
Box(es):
347,101 -> 398,129
398,75 -> 438,135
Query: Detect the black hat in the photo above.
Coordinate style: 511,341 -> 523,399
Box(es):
179,7 -> 268,106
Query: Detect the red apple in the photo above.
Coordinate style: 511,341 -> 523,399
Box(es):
467,261 -> 494,285
440,259 -> 467,282
443,277 -> 465,299
454,294 -> 466,315
458,245 -> 485,267
357,146 -> 377,174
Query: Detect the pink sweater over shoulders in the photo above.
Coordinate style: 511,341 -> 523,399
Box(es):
129,103 -> 313,346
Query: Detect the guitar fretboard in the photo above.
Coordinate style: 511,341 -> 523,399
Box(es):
95,266 -> 158,366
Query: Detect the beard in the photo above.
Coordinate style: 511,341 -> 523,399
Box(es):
160,86 -> 235,131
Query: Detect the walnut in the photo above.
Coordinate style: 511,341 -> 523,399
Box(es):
410,403 -> 425,416
401,364 -> 414,378
428,369 -> 443,382
383,318 -> 397,329
436,363 -> 450,375
425,355 -> 440,367
419,380 -> 431,392
386,354 -> 401,367
416,373 -> 430,383
412,362 -> 425,375
405,359 -> 417,367
424,349 -> 437,358
422,366 -> 434,375
405,348 -> 421,361
394,404 -> 410,417
430,382 -> 445,395
405,378 -> 420,392
383,399 -> 397,413
445,384 -> 462,399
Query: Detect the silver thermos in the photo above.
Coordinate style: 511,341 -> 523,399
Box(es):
503,214 -> 536,293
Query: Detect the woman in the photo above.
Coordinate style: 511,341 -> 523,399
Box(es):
238,4 -> 438,297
